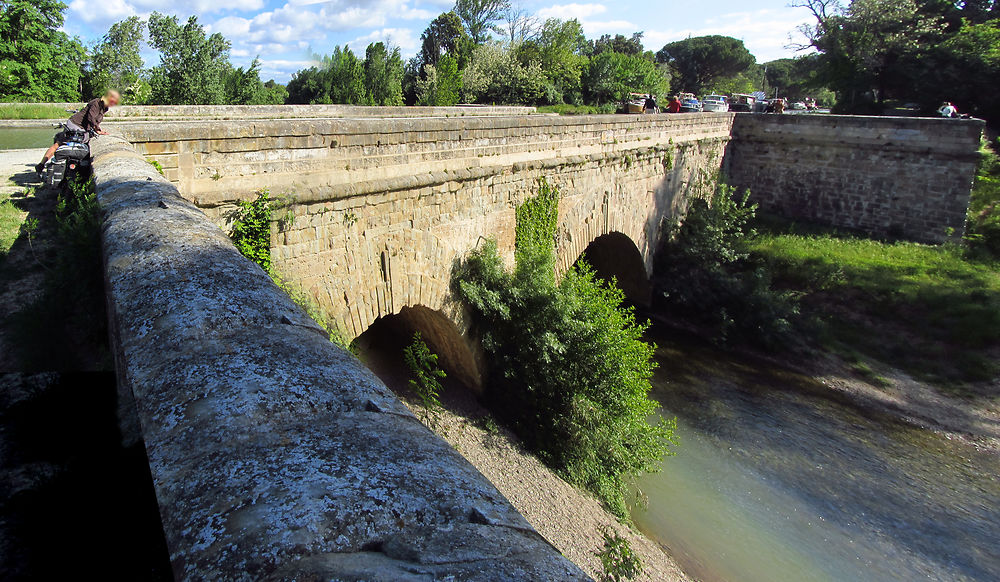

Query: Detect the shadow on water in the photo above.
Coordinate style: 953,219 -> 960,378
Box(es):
634,321 -> 1000,582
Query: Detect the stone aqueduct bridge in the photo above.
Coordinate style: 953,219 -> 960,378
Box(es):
91,106 -> 983,580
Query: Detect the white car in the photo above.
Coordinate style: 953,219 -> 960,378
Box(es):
791,102 -> 808,110
702,95 -> 728,112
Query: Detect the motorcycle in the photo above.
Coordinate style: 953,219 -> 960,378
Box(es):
44,117 -> 95,192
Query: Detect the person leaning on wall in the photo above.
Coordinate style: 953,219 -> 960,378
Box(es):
36,90 -> 120,177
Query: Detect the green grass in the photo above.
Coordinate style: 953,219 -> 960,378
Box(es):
0,192 -> 25,256
0,103 -> 76,119
537,103 -> 617,115
751,231 -> 1000,386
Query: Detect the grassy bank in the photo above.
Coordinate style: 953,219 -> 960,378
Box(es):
752,229 -> 1000,388
0,193 -> 22,254
0,103 -> 74,120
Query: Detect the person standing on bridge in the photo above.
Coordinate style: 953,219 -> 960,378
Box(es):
36,90 -> 120,177
666,96 -> 682,113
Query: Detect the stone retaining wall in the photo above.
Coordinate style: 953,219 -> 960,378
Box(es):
726,114 -> 984,242
90,135 -> 584,581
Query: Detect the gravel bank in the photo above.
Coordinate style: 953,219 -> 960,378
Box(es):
403,391 -> 691,582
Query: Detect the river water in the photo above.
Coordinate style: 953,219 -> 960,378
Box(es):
632,324 -> 1000,582
0,127 -> 55,150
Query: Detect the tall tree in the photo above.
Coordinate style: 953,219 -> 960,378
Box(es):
795,0 -> 940,109
462,42 -> 546,104
325,46 -> 367,105
419,12 -> 472,68
0,0 -> 84,101
147,13 -> 232,105
87,16 -> 148,103
453,0 -> 509,44
501,1 -> 540,45
223,58 -> 285,105
656,35 -> 756,94
516,18 -> 589,104
591,33 -> 644,56
416,54 -> 461,105
364,42 -> 405,106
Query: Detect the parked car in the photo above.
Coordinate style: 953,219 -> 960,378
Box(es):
729,93 -> 757,112
702,95 -> 729,112
791,101 -> 808,110
680,98 -> 702,113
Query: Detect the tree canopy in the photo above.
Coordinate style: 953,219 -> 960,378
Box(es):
86,16 -> 148,103
0,0 -> 84,101
454,0 -> 509,44
656,35 -> 756,94
147,13 -> 232,105
795,0 -> 1000,119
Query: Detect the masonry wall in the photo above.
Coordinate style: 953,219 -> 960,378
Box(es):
90,135 -> 585,581
116,114 -> 735,340
726,114 -> 984,242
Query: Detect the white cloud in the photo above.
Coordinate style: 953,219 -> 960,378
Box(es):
643,8 -> 813,61
347,27 -> 419,55
537,3 -> 608,20
68,0 -> 135,24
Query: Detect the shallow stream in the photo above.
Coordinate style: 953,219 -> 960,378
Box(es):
633,324 -> 1000,582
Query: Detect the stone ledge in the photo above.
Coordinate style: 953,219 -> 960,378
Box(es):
91,134 -> 586,581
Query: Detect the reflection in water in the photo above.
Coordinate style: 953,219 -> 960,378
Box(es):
632,323 -> 1000,582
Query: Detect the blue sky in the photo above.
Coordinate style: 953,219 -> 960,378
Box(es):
62,0 -> 815,82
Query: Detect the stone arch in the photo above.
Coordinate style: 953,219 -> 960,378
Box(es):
574,232 -> 652,305
352,305 -> 483,394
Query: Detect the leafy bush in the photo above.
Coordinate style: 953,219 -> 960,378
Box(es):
11,175 -> 108,369
403,332 -> 446,426
455,179 -> 676,517
229,189 -> 272,272
460,42 -> 547,105
655,181 -> 798,345
966,138 -> 1000,259
595,529 -> 643,582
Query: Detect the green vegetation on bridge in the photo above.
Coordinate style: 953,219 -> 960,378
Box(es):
454,179 -> 677,518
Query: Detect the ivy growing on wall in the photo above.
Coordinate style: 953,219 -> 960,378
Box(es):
230,189 -> 273,272
229,190 -> 349,349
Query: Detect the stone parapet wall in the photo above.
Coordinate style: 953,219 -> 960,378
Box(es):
114,113 -> 736,208
90,135 -> 585,581
104,104 -> 537,119
726,114 -> 984,242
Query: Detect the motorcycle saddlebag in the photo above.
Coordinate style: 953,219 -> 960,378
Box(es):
55,142 -> 89,162
46,158 -> 67,187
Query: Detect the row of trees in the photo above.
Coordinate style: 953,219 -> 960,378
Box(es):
0,0 -> 287,105
286,0 -> 790,107
12,0 -> 994,121
796,0 -> 1000,120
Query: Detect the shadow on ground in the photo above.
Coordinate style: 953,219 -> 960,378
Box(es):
0,150 -> 172,579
